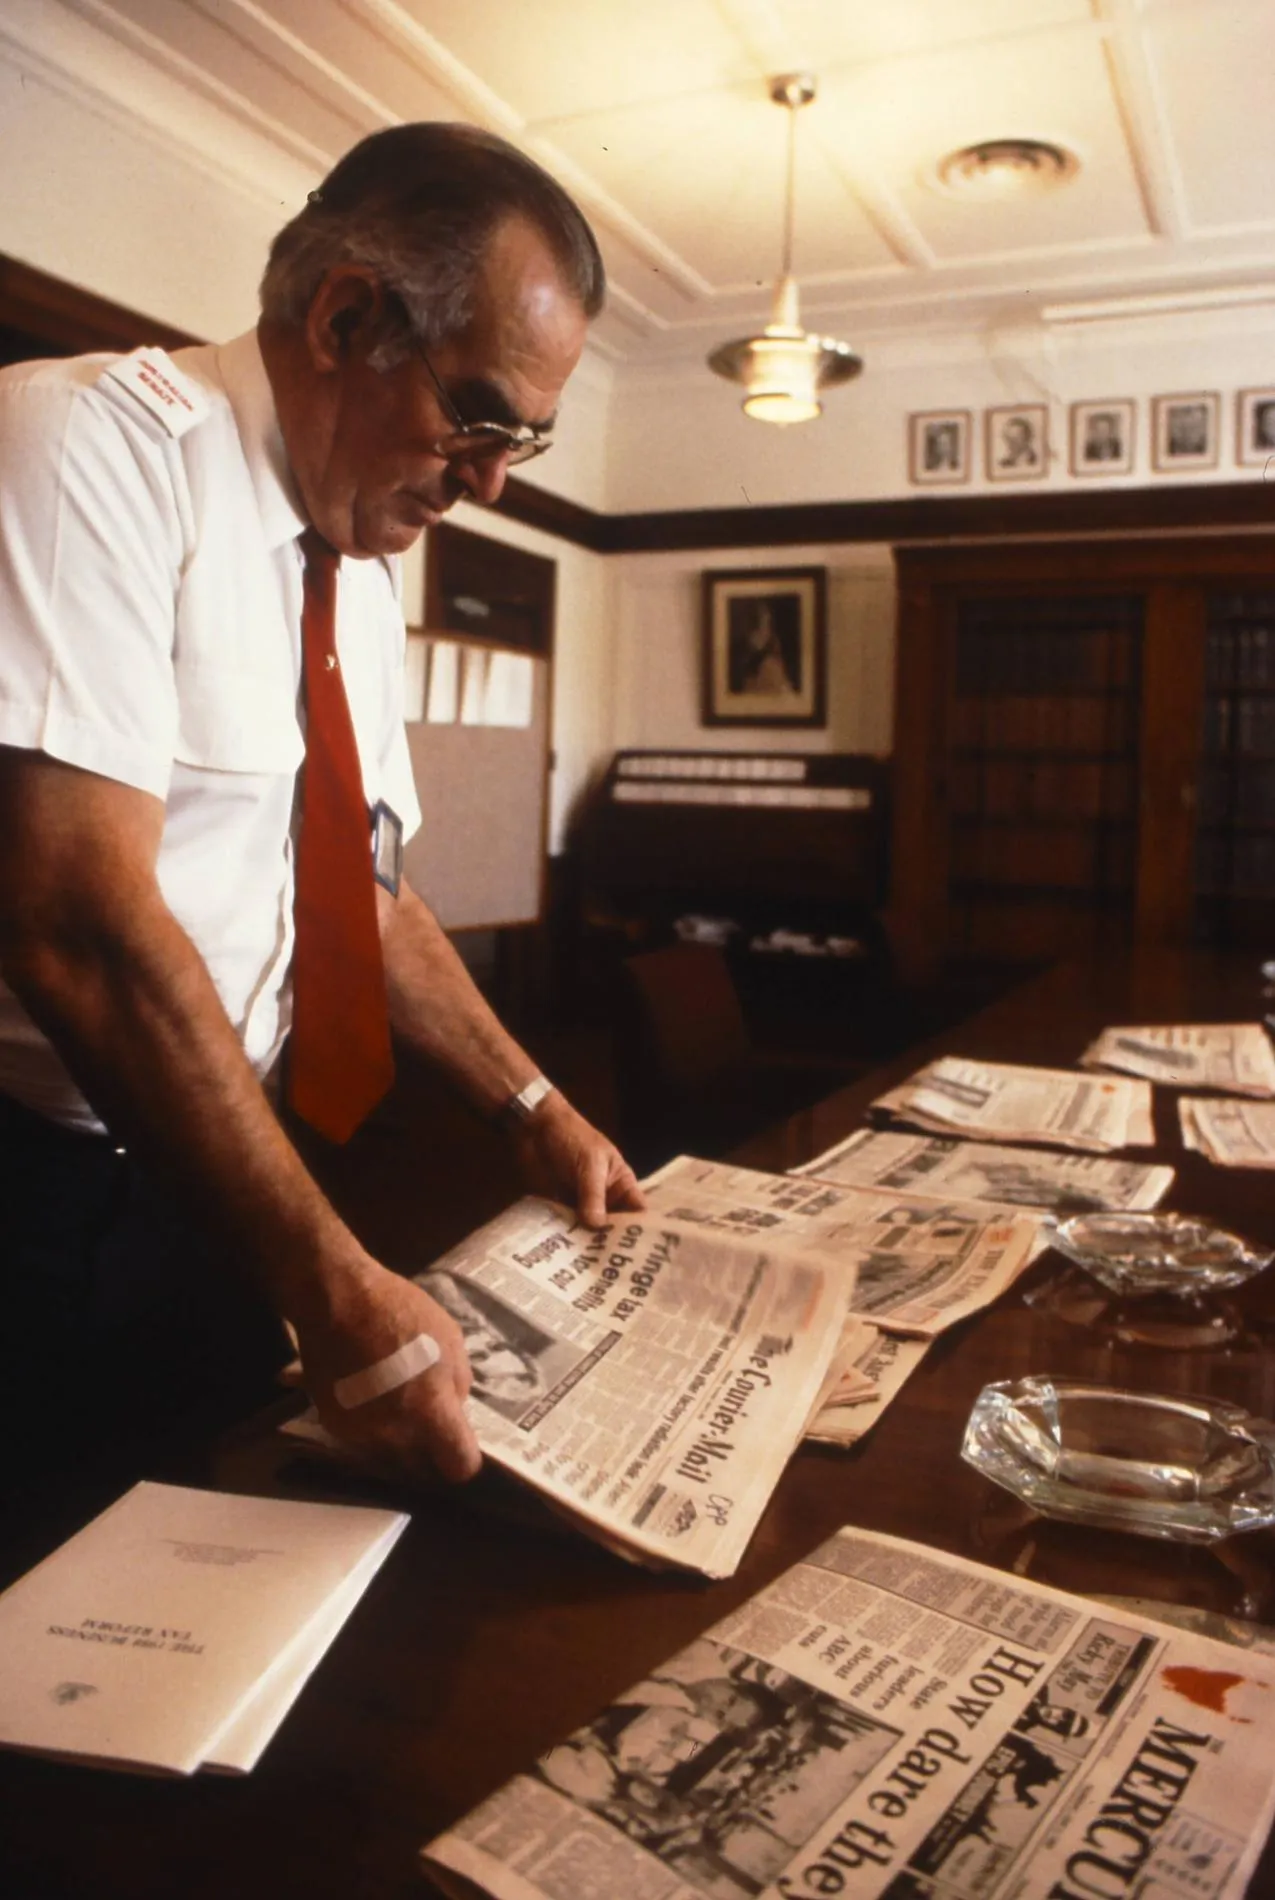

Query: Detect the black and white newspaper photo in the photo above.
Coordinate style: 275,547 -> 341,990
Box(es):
1180,1095 -> 1275,1168
642,1155 -> 1042,1335
793,1128 -> 1174,1214
872,1057 -> 1155,1152
422,1527 -> 1275,1900
1082,1023 -> 1275,1098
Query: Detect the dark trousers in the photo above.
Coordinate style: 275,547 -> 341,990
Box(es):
0,1091 -> 289,1496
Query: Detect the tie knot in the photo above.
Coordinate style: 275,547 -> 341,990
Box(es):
300,526 -> 340,577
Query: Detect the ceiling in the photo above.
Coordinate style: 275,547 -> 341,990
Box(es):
9,0 -> 1275,370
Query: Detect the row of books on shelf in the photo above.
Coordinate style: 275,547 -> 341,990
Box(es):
1204,619 -> 1275,690
1202,693 -> 1275,757
1197,758 -> 1275,823
1194,828 -> 1275,892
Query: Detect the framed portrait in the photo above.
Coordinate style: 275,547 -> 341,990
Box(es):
1069,399 -> 1135,477
701,567 -> 827,728
1237,388 -> 1275,468
986,404 -> 1048,482
1152,392 -> 1219,473
908,410 -> 971,485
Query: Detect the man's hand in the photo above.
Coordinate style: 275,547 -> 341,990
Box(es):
293,1260 -> 482,1482
511,1091 -> 645,1227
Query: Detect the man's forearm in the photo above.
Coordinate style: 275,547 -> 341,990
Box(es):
378,878 -> 644,1227
379,878 -> 544,1117
4,898 -> 369,1327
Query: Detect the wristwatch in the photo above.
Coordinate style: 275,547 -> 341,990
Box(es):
502,1073 -> 556,1126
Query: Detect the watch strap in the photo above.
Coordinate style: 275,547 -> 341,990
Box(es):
502,1073 -> 556,1126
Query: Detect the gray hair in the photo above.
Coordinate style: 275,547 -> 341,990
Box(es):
260,122 -> 604,365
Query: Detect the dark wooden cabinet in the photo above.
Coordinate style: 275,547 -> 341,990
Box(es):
890,536 -> 1275,974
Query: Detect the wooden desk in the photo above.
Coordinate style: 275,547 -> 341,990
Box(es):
3,952 -> 1275,1900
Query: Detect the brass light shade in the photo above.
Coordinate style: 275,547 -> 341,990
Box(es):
708,76 -> 862,426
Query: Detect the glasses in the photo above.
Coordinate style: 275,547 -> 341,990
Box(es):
415,343 -> 553,468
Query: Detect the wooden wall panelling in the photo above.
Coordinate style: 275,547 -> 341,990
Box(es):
890,537 -> 1275,971
1136,583 -> 1208,946
887,571 -> 953,979
0,255 -> 195,360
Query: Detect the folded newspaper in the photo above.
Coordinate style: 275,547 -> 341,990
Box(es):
1180,1095 -> 1275,1169
285,1164 -> 1039,1578
641,1157 -> 1043,1338
872,1057 -> 1155,1152
1081,1023 -> 1275,1097
638,1157 -> 1042,1460
791,1127 -> 1174,1214
802,1320 -> 930,1449
421,1526 -> 1275,1900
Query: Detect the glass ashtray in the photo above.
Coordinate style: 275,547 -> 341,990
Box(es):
963,1376 -> 1275,1543
1049,1211 -> 1272,1297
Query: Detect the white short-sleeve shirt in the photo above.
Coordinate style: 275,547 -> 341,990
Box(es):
0,329 -> 421,1131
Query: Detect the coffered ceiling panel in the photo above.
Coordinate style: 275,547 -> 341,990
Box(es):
1140,0 -> 1275,233
768,0 -> 1096,67
541,89 -> 902,288
396,0 -> 751,125
13,0 -> 1275,362
823,24 -> 1151,259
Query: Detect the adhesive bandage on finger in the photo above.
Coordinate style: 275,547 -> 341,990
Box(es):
333,1332 -> 442,1410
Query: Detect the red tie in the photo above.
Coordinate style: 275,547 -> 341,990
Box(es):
288,529 -> 394,1142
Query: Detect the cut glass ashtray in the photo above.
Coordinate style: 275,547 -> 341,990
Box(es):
963,1376 -> 1275,1543
1049,1211 -> 1272,1297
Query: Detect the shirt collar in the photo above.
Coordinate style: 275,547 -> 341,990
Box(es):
215,328 -> 309,552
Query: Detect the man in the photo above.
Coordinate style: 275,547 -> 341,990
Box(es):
1082,411 -> 1122,463
924,422 -> 959,471
997,415 -> 1038,471
0,123 -> 641,1488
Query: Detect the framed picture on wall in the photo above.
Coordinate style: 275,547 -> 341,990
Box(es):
908,410 -> 971,485
1069,399 -> 1135,476
701,567 -> 827,728
1152,392 -> 1219,472
1236,387 -> 1275,467
985,404 -> 1048,481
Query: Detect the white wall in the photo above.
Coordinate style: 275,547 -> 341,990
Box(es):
606,307 -> 1275,514
612,545 -> 896,760
0,38 -> 284,342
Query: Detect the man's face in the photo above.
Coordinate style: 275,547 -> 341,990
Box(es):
297,217 -> 588,558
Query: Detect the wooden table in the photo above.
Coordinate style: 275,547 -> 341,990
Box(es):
3,951 -> 1275,1900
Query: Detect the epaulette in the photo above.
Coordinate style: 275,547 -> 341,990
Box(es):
97,348 -> 210,440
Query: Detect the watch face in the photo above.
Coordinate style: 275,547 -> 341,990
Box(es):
508,1076 -> 554,1122
370,800 -> 403,895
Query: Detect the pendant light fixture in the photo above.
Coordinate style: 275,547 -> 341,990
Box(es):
708,75 -> 862,426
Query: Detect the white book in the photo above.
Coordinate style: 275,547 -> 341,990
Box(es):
201,1520 -> 408,1774
0,1482 -> 408,1775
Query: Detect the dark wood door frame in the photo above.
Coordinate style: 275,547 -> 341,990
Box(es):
890,536 -> 1275,975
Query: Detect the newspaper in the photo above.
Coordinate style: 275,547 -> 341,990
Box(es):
1082,1022 -> 1275,1097
873,1056 -> 1155,1152
285,1198 -> 846,1579
642,1156 -> 1043,1337
803,1321 -> 930,1448
792,1128 -> 1174,1214
1180,1094 -> 1275,1168
422,1525 -> 1275,1900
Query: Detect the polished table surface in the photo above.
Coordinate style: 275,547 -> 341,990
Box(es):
3,950 -> 1275,1900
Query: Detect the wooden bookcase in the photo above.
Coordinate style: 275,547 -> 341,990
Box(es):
890,536 -> 1275,974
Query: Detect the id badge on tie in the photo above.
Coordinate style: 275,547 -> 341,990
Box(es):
370,800 -> 403,895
